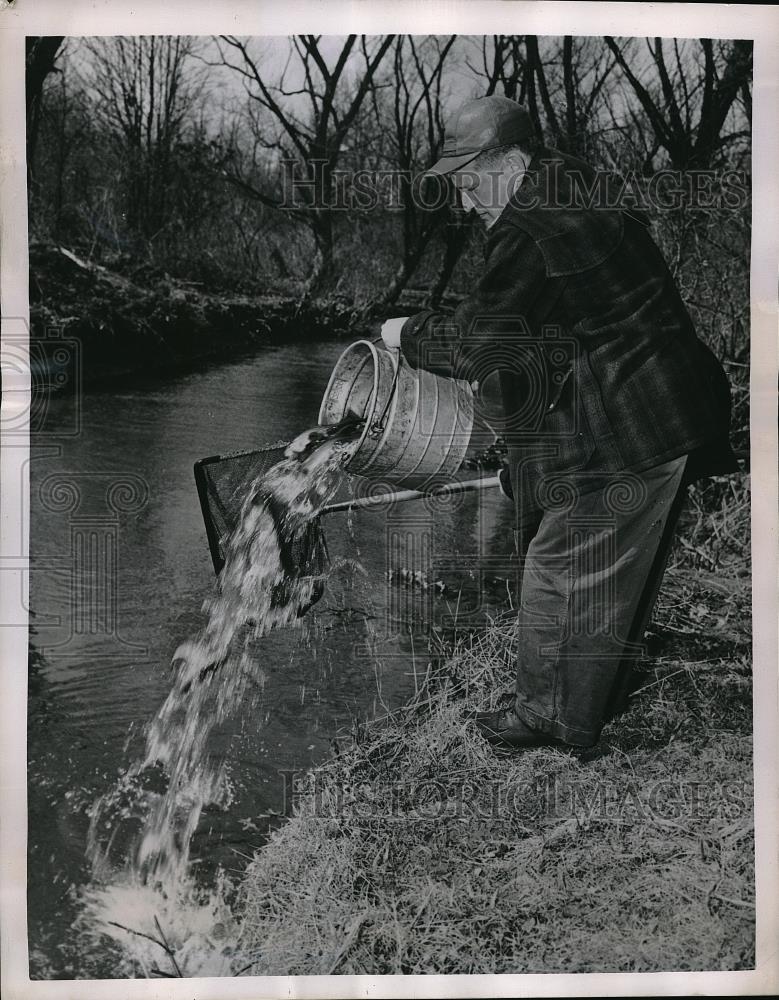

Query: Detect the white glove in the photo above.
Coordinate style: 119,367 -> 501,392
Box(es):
379,317 -> 409,350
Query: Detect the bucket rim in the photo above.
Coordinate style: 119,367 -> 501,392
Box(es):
318,339 -> 384,470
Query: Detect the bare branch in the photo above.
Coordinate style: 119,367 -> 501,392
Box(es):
218,37 -> 310,157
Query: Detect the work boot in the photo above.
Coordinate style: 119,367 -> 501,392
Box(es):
470,693 -> 567,750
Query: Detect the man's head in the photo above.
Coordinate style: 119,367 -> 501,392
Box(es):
427,96 -> 539,228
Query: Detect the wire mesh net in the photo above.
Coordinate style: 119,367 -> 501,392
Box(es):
193,441 -> 329,590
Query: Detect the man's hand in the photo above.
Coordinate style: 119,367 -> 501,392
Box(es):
380,317 -> 408,350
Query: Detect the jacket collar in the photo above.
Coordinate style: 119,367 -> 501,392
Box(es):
501,145 -> 587,218
486,146 -> 627,276
485,145 -> 560,246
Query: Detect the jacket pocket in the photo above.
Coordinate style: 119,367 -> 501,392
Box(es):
541,366 -> 596,471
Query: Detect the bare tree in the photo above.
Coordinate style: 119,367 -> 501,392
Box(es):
364,35 -> 457,309
83,36 -> 205,240
26,36 -> 65,183
213,34 -> 395,296
604,37 -> 752,169
466,35 -> 531,104
35,63 -> 94,240
465,35 -> 616,157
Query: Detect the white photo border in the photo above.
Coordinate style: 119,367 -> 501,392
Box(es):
2,2 -> 777,997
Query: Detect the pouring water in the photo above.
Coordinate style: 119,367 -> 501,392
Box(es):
80,417 -> 363,976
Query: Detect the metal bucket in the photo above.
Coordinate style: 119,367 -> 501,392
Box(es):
318,340 -> 474,490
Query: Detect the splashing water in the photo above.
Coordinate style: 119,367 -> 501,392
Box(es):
79,426 -> 361,976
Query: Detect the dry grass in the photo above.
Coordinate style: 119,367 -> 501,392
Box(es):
233,474 -> 753,976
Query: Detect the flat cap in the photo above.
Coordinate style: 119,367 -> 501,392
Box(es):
427,95 -> 537,175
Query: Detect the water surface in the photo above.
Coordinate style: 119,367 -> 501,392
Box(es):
28,339 -> 517,977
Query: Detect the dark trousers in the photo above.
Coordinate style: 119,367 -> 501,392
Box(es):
513,456 -> 688,746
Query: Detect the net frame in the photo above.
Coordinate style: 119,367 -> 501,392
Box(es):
194,441 -> 329,580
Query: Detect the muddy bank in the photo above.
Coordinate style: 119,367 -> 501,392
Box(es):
29,243 -> 366,389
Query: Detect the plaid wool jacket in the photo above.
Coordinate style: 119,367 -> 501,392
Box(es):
399,146 -> 738,523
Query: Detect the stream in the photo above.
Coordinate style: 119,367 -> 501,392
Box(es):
27,337 -> 518,978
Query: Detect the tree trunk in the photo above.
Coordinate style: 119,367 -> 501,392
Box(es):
302,211 -> 337,298
425,216 -> 473,309
691,39 -> 753,168
374,223 -> 438,312
26,36 -> 64,183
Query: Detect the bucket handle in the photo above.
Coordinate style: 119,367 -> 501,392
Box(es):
368,341 -> 402,440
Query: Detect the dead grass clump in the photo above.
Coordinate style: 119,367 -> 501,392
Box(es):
234,558 -> 754,975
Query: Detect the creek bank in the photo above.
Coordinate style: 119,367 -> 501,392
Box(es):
233,598 -> 754,976
232,479 -> 753,975
29,243 -> 367,389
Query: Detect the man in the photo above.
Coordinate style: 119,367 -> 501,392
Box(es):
381,96 -> 737,751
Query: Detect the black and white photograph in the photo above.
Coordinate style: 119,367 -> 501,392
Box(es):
1,2 -> 777,996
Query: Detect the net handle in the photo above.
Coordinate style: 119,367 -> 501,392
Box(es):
321,474 -> 501,515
